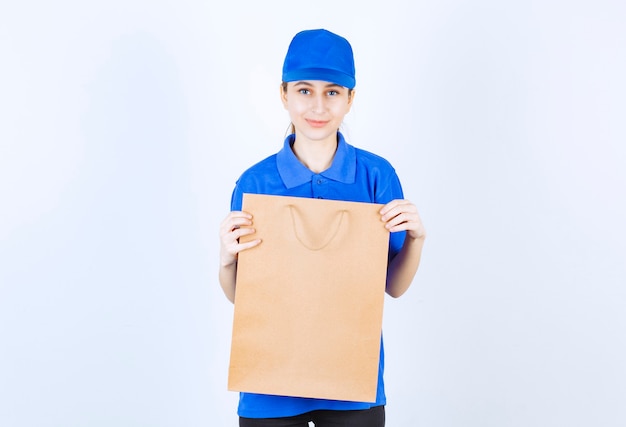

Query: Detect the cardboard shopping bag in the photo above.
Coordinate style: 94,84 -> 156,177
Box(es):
228,193 -> 390,402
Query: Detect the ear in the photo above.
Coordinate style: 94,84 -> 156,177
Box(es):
280,84 -> 289,109
346,89 -> 356,111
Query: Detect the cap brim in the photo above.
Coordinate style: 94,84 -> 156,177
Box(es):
282,68 -> 355,89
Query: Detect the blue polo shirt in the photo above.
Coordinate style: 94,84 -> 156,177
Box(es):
230,132 -> 406,419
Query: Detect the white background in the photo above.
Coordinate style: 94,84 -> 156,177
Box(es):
1,1 -> 625,426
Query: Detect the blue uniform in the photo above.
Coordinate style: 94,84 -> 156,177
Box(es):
230,132 -> 406,419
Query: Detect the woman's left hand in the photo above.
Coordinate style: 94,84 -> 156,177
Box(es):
380,199 -> 426,240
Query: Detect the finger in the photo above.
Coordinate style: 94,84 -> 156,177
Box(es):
231,227 -> 257,242
236,238 -> 262,252
220,215 -> 254,235
379,199 -> 406,215
221,227 -> 256,249
230,210 -> 253,218
220,211 -> 253,228
385,213 -> 426,239
380,199 -> 414,214
381,202 -> 417,222
220,237 -> 262,266
223,237 -> 262,262
384,212 -> 418,230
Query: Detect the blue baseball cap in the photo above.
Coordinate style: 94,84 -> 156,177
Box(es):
282,29 -> 356,89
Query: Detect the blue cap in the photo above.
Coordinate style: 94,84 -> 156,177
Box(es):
282,29 -> 356,89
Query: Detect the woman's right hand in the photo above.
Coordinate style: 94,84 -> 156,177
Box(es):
219,211 -> 262,268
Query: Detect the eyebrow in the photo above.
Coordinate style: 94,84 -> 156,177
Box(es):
293,81 -> 343,89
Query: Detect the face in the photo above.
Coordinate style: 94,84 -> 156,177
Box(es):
280,80 -> 354,145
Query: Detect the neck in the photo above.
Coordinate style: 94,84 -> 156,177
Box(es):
291,132 -> 338,173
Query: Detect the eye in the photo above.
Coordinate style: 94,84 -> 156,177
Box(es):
327,90 -> 339,96
298,88 -> 311,95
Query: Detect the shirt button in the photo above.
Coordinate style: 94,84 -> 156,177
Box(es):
317,179 -> 322,184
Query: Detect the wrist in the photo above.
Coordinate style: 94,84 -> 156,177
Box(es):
405,232 -> 426,245
220,256 -> 238,269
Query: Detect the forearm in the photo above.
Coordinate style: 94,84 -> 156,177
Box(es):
219,262 -> 237,304
385,235 -> 425,298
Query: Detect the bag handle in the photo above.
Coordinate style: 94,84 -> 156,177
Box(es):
287,205 -> 347,251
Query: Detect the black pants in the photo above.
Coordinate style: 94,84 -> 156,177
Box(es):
239,406 -> 385,427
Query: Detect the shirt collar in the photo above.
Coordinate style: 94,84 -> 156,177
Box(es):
277,132 -> 357,189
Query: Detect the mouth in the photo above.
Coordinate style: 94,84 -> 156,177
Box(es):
305,119 -> 330,128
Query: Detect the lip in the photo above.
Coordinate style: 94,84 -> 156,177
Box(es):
305,119 -> 330,128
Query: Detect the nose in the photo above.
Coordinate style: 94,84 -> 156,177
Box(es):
311,93 -> 326,114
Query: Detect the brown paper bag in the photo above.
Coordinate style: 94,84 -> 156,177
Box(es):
228,193 -> 390,402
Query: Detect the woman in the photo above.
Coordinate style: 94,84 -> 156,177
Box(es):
220,28 -> 426,427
